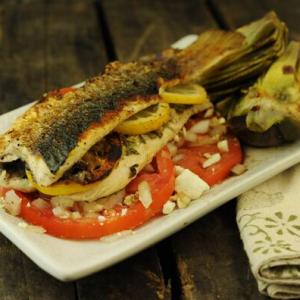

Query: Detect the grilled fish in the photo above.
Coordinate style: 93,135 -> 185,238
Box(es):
52,104 -> 209,203
0,61 -> 174,186
0,29 -> 246,189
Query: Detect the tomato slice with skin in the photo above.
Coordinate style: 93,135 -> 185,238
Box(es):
176,135 -> 243,186
0,148 -> 175,240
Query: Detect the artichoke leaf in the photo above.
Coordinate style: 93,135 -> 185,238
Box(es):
259,41 -> 300,95
199,11 -> 287,100
228,41 -> 300,145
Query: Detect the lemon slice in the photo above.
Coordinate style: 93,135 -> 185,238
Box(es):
159,83 -> 208,104
115,103 -> 170,135
26,171 -> 99,196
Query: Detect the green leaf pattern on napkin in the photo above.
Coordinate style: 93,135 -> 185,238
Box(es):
237,156 -> 300,298
238,211 -> 300,255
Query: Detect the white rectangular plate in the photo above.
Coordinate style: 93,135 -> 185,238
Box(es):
1,36 -> 300,281
1,101 -> 300,281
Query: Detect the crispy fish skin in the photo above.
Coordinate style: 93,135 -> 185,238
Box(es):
0,28 -> 247,189
52,103 -> 210,204
0,61 -> 176,186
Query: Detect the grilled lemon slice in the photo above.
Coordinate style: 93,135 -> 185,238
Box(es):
159,83 -> 208,104
26,170 -> 100,196
115,103 -> 170,135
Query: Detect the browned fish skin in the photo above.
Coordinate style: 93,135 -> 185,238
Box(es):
8,61 -> 176,174
0,28 -> 250,187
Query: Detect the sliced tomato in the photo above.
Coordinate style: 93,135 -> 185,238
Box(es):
176,135 -> 243,186
0,148 -> 175,240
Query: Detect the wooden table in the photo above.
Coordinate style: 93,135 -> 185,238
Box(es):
0,0 -> 298,299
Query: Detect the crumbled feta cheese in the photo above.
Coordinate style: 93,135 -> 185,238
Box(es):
217,139 -> 229,152
4,190 -> 21,216
98,215 -> 106,223
167,143 -> 178,156
175,165 -> 185,176
162,200 -> 176,214
121,208 -> 128,216
52,206 -> 71,219
231,164 -> 247,175
185,131 -> 198,142
32,198 -> 49,210
123,194 -> 137,206
82,201 -> 104,213
175,169 -> 209,200
138,181 -> 152,208
71,211 -> 82,219
202,153 -> 221,168
190,119 -> 210,134
173,153 -> 184,163
203,152 -> 211,159
176,193 -> 192,209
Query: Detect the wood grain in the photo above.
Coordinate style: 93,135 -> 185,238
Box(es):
211,0 -> 300,39
77,248 -> 170,300
101,0 -> 216,61
171,202 -> 267,300
44,0 -> 108,90
0,0 -> 46,114
0,0 -> 298,299
0,1 -> 75,298
0,0 -> 170,299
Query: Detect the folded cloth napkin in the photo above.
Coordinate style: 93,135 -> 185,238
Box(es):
237,157 -> 300,299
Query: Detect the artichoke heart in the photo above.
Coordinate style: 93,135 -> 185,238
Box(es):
228,41 -> 300,146
202,11 -> 288,100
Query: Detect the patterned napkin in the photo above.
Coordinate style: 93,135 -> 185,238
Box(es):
237,151 -> 300,299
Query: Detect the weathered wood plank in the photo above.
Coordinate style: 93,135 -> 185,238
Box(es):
0,0 -> 169,298
209,0 -> 266,29
0,0 -> 107,299
44,0 -> 108,90
211,0 -> 300,39
0,0 -> 46,114
77,248 -> 170,300
0,1 -> 76,299
171,202 -> 267,300
101,0 -> 216,61
0,235 -> 75,300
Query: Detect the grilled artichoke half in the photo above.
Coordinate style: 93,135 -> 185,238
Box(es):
202,11 -> 287,100
228,41 -> 300,146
